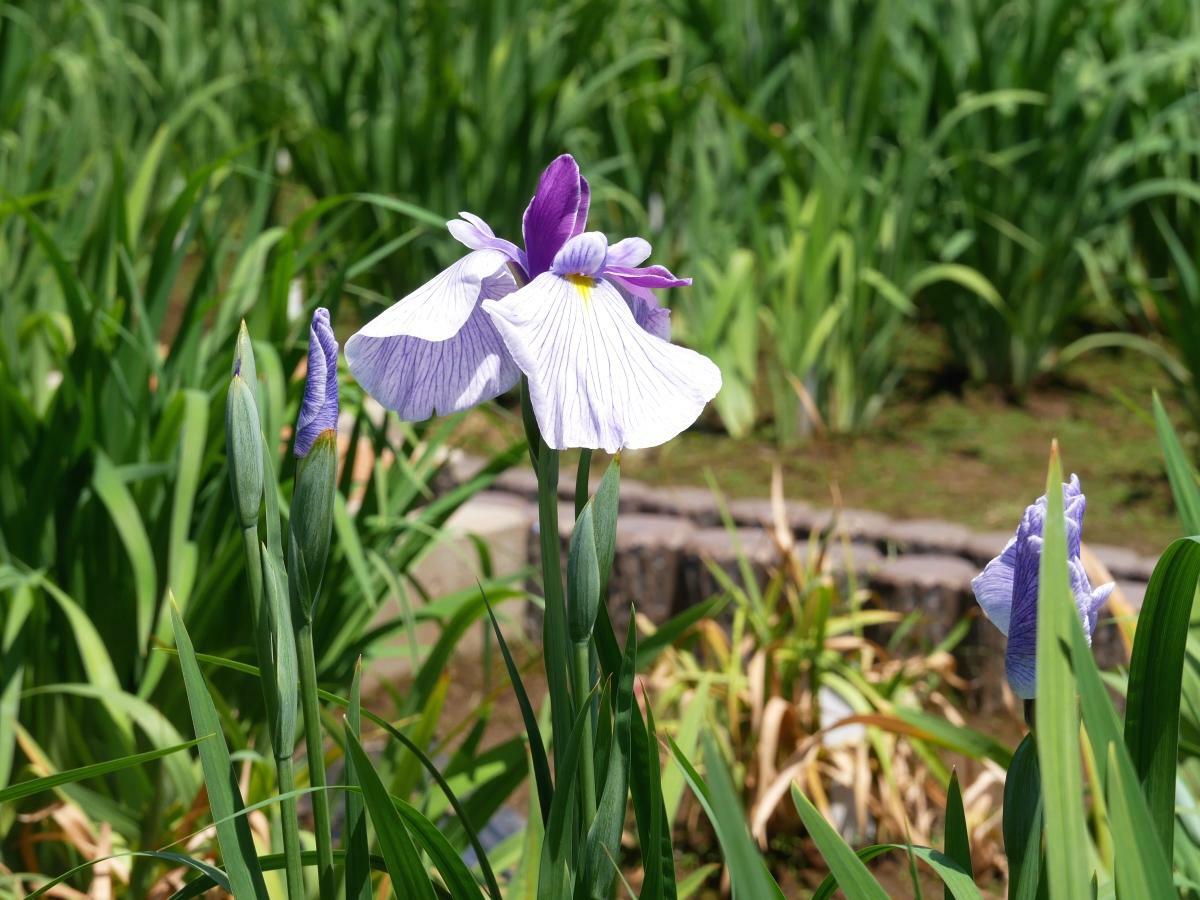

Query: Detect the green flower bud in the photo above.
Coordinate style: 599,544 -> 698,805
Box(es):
567,501 -> 601,644
289,429 -> 337,620
233,319 -> 258,390
226,375 -> 264,531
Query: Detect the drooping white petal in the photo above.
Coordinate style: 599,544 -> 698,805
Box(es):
971,537 -> 1017,635
352,249 -> 512,343
483,273 -> 721,453
345,251 -> 520,420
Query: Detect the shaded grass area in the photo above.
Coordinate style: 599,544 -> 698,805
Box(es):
460,336 -> 1187,555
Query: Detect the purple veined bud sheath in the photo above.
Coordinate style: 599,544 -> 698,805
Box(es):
289,308 -> 340,620
294,308 -> 339,458
226,372 -> 264,532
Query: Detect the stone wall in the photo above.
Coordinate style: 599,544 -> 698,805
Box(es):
417,453 -> 1155,709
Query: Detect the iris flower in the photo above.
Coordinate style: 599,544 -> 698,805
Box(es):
971,475 -> 1114,699
294,308 -> 340,457
345,154 -> 721,452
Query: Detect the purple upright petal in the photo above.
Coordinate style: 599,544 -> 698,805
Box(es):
573,177 -> 591,238
294,308 -> 339,457
522,155 -> 587,277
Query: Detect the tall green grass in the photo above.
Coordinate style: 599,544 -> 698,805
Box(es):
7,0 -> 1200,438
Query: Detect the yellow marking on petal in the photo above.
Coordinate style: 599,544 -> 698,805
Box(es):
565,273 -> 594,307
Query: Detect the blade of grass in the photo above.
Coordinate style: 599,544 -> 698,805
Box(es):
538,690 -> 595,900
809,844 -> 981,900
790,783 -> 890,900
1153,392 -> 1200,533
157,645 -> 505,900
1034,444 -> 1090,900
0,738 -> 201,804
345,659 -> 370,900
482,584 -> 554,825
342,726 -> 437,900
92,450 -> 158,657
667,734 -> 784,900
943,771 -> 973,900
169,849 -> 388,899
580,617 -> 636,899
1003,735 -> 1044,900
168,598 -> 268,899
28,850 -> 232,898
1122,536 -> 1200,855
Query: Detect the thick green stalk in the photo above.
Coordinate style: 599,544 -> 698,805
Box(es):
297,621 -> 335,898
522,379 -> 576,781
572,640 -> 598,826
276,754 -> 306,899
241,526 -> 304,898
537,445 -> 574,774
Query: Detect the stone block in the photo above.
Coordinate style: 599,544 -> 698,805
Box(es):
869,554 -> 977,646
681,527 -> 778,604
882,519 -> 976,556
607,515 -> 698,636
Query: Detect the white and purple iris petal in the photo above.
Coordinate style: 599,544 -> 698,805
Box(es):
295,308 -> 340,457
970,474 -> 1115,699
344,249 -> 521,420
345,153 -> 702,437
482,231 -> 721,453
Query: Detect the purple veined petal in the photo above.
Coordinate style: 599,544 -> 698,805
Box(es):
612,277 -> 671,341
1064,474 -> 1086,559
522,154 -> 585,277
1068,558 -> 1113,640
602,263 -> 692,289
551,232 -> 608,277
1004,531 -> 1042,700
352,249 -> 510,343
447,212 -> 528,275
345,252 -> 521,420
1083,580 -> 1116,637
605,237 -> 651,268
483,273 -> 721,453
971,537 -> 1017,635
295,308 -> 340,457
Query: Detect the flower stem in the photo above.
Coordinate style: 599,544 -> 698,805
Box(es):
275,753 -> 306,899
572,639 -> 598,826
241,525 -> 304,897
536,444 -> 574,775
297,621 -> 335,898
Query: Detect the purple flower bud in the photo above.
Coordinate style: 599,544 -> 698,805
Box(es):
971,475 -> 1115,699
294,308 -> 339,457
